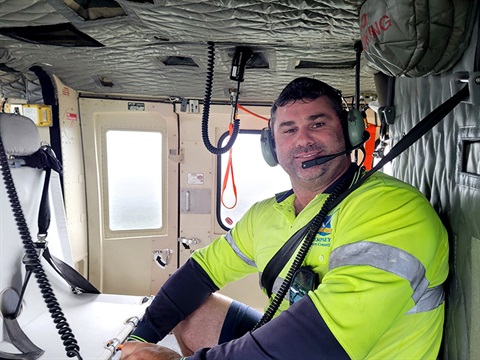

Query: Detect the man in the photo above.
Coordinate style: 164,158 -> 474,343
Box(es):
121,77 -> 449,359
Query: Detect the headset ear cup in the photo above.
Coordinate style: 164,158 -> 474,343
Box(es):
347,108 -> 367,149
260,128 -> 278,166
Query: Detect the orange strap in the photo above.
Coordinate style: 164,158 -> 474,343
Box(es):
364,123 -> 377,170
237,104 -> 269,122
221,123 -> 238,209
220,105 -> 267,209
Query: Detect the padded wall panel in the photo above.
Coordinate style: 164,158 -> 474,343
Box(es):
390,17 -> 479,360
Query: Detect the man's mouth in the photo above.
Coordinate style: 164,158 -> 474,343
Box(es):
295,151 -> 322,160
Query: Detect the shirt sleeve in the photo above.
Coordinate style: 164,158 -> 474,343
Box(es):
130,258 -> 219,343
188,296 -> 349,359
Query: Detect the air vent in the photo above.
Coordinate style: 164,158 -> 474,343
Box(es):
97,76 -> 114,87
0,23 -> 103,47
246,52 -> 269,69
63,0 -> 126,20
161,56 -> 198,67
295,60 -> 356,69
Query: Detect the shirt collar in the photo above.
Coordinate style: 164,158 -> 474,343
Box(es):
274,163 -> 360,203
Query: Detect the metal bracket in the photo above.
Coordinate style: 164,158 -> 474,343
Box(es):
168,147 -> 183,163
188,100 -> 199,113
378,105 -> 395,125
450,71 -> 480,105
180,98 -> 188,112
124,316 -> 139,327
104,337 -> 121,358
178,237 -> 201,246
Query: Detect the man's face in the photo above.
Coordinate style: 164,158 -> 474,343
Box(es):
272,96 -> 349,183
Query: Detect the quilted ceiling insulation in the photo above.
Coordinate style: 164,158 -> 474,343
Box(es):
0,0 -> 377,104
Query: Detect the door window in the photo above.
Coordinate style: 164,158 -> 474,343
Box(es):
106,130 -> 163,231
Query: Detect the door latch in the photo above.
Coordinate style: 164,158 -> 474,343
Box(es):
178,237 -> 201,249
152,249 -> 174,268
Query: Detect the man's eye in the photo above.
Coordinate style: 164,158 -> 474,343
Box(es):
284,128 -> 296,133
313,122 -> 325,128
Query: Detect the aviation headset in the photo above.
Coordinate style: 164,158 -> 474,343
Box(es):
260,104 -> 369,167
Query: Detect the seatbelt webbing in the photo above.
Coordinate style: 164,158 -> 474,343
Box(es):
261,224 -> 310,298
42,247 -> 100,294
331,83 -> 470,209
33,146 -> 100,294
0,318 -> 44,360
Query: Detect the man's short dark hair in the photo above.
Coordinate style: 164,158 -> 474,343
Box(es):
270,77 -> 344,123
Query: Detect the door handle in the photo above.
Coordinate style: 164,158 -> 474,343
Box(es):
178,237 -> 201,246
152,249 -> 174,268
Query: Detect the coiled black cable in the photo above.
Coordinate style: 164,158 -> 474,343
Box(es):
201,41 -> 240,154
252,178 -> 350,331
0,134 -> 82,359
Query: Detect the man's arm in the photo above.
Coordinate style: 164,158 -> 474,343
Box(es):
120,342 -> 182,360
187,296 -> 349,360
131,258 -> 219,343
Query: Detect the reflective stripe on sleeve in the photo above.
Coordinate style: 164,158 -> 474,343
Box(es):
329,241 -> 444,313
225,230 -> 256,268
406,284 -> 444,314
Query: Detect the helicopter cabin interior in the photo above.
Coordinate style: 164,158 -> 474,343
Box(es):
0,0 -> 479,359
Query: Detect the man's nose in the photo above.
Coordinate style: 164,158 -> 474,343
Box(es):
296,127 -> 315,147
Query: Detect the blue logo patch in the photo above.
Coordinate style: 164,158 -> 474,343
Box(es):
318,214 -> 333,236
313,214 -> 333,246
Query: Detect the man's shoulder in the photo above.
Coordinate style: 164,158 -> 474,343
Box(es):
364,171 -> 423,194
345,171 -> 430,210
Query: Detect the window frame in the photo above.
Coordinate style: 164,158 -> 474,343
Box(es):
215,129 -> 291,231
102,128 -> 167,239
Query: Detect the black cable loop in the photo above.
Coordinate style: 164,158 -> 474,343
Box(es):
201,41 -> 240,155
0,136 -> 82,359
252,178 -> 350,331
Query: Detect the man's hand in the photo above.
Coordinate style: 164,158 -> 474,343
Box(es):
120,342 -> 183,360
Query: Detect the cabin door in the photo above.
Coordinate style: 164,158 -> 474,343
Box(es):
80,99 -> 179,296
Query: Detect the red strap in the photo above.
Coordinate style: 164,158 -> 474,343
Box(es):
221,123 -> 238,209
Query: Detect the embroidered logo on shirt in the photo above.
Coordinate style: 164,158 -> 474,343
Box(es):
313,214 -> 333,247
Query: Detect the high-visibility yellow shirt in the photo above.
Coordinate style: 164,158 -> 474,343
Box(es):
192,169 -> 449,359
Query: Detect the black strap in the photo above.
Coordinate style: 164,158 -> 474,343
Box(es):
330,83 -> 469,209
261,223 -> 311,298
31,146 -> 100,294
0,318 -> 44,359
38,167 -> 51,236
43,247 -> 100,294
260,83 -> 469,299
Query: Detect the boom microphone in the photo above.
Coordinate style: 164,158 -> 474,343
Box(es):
301,131 -> 371,169
301,150 -> 349,169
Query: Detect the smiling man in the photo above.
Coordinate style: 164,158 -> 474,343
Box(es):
121,77 -> 449,360
269,80 -> 353,211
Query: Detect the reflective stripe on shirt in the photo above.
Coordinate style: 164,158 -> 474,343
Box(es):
225,230 -> 256,267
329,241 -> 444,313
260,272 -> 442,312
406,284 -> 444,314
258,273 -> 290,301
